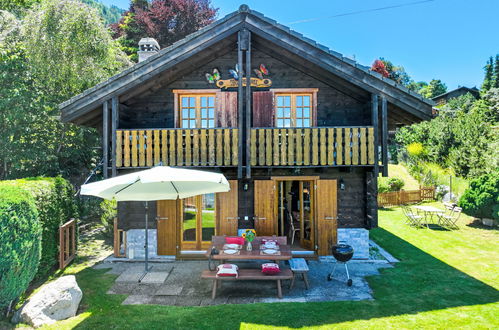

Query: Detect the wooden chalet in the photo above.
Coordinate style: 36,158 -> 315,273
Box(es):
60,5 -> 433,259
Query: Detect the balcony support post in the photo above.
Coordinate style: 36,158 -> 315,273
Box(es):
102,100 -> 109,178
366,94 -> 379,228
381,96 -> 388,177
111,96 -> 119,177
237,30 -> 245,179
245,30 -> 252,179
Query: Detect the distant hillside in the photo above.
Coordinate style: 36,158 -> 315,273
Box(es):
80,0 -> 124,25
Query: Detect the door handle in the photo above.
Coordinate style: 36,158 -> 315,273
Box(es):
226,217 -> 239,220
156,217 -> 169,220
254,217 -> 266,220
324,216 -> 336,220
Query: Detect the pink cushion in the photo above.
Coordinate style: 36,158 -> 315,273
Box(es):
225,236 -> 245,245
216,264 -> 239,277
261,263 -> 281,275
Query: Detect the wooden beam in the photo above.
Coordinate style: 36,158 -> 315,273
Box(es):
237,30 -> 244,179
381,96 -> 389,177
245,29 -> 252,179
102,101 -> 109,178
111,96 -> 119,177
371,94 -> 379,179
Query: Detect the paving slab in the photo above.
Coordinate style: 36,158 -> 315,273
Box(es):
175,296 -> 202,306
132,284 -> 162,295
155,284 -> 183,296
107,282 -> 139,295
122,294 -> 154,305
141,271 -> 170,284
150,296 -> 178,306
115,266 -> 146,283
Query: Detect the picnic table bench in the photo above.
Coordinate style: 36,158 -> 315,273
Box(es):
289,258 -> 310,289
201,269 -> 294,299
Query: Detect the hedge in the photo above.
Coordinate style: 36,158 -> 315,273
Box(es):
0,185 -> 41,311
0,177 -> 78,278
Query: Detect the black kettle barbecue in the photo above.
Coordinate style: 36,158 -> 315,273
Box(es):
327,242 -> 354,286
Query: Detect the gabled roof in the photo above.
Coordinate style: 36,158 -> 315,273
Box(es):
432,86 -> 480,101
60,4 -> 434,124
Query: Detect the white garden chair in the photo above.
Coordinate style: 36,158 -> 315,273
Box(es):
402,205 -> 424,227
438,206 -> 462,229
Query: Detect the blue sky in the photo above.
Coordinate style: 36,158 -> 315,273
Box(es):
102,0 -> 499,90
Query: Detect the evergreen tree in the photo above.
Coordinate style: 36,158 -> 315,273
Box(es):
493,54 -> 499,88
420,79 -> 447,99
482,56 -> 494,91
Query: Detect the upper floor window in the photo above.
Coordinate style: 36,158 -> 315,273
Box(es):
179,94 -> 216,128
275,93 -> 312,127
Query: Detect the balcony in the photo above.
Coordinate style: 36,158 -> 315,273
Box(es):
115,128 -> 239,168
115,126 -> 374,168
250,127 -> 375,166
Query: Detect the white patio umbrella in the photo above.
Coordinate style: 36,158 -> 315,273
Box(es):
81,166 -> 230,276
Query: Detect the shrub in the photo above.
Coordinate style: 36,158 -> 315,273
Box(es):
0,177 -> 78,278
100,199 -> 117,235
406,142 -> 425,157
459,172 -> 499,220
0,185 -> 41,311
379,177 -> 405,193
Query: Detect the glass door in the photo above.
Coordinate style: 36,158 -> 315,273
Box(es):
300,181 -> 314,250
181,193 -> 216,250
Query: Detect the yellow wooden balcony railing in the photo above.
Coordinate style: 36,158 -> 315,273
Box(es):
115,128 -> 239,167
249,127 -> 375,166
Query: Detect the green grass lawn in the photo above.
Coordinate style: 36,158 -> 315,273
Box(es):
384,164 -> 420,190
10,203 -> 499,329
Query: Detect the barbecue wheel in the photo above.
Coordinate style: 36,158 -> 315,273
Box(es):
347,279 -> 353,286
327,274 -> 333,281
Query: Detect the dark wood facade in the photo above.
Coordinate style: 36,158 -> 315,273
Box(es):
60,5 -> 433,256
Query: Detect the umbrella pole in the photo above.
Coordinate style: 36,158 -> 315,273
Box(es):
145,201 -> 149,273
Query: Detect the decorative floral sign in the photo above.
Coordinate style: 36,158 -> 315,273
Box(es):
205,64 -> 272,89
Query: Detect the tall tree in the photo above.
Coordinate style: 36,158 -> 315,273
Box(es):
482,56 -> 494,91
112,0 -> 218,61
419,79 -> 447,98
493,54 -> 499,89
0,1 -> 130,180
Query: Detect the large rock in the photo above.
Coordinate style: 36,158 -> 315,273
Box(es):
17,275 -> 82,328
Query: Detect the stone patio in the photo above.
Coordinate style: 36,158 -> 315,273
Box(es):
94,258 -> 393,306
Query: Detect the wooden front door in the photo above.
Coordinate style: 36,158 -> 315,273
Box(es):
316,180 -> 338,256
157,200 -> 178,255
216,180 -> 238,236
254,180 -> 276,236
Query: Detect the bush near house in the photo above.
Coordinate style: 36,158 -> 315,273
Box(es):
378,177 -> 405,193
459,171 -> 499,220
0,185 -> 41,312
0,177 -> 78,278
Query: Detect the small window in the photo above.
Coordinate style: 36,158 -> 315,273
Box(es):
179,94 -> 216,128
275,93 -> 313,127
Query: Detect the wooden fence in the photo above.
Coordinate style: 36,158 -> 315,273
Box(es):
59,219 -> 76,270
250,126 -> 375,166
116,128 -> 238,167
378,187 -> 435,207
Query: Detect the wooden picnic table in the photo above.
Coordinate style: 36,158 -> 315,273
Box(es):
205,236 -> 293,263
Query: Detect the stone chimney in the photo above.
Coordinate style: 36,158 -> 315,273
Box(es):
137,38 -> 160,62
